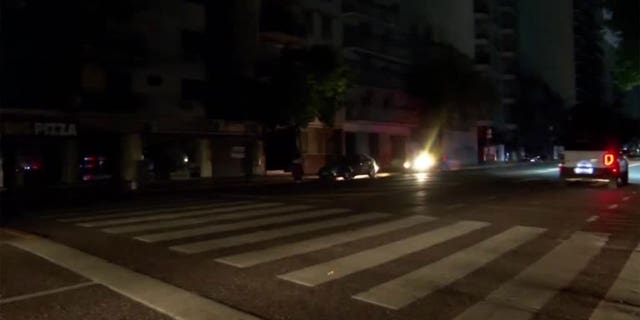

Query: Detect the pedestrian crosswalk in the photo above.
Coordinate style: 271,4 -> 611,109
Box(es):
54,198 -> 639,320
352,226 -> 547,310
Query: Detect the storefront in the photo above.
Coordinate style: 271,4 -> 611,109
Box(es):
1,117 -> 81,189
1,111 -> 264,191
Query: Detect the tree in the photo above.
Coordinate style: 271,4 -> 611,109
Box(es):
406,43 -> 499,129
261,45 -> 351,128
605,0 -> 640,90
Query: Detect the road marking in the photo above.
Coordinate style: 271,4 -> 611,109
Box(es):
137,208 -> 351,243
102,205 -> 313,234
277,221 -> 490,287
78,203 -> 281,227
216,215 -> 435,268
629,163 -> 640,167
587,216 -> 600,223
171,212 -> 388,254
446,204 -> 466,210
454,232 -> 608,320
623,196 -> 631,201
353,226 -> 546,309
589,243 -> 640,320
0,281 -> 96,304
48,198 -> 219,218
59,201 -> 252,223
608,204 -> 620,210
8,233 -> 261,320
518,178 -> 542,182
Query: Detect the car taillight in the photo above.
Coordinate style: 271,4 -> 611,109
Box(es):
603,153 -> 616,167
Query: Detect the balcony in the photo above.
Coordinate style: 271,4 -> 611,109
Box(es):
476,53 -> 492,65
346,103 -> 417,124
343,26 -> 409,60
474,0 -> 490,18
342,0 -> 400,25
497,0 -> 516,11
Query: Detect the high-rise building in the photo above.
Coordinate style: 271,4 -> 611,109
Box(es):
573,0 -> 607,109
258,0 -> 421,172
1,0 -> 263,191
518,0 -> 576,108
474,0 -> 519,125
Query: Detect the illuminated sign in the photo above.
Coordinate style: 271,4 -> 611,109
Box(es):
34,123 -> 78,136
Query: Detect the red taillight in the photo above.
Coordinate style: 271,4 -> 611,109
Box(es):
604,153 -> 616,167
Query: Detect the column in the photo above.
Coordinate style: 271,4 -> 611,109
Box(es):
61,139 -> 79,184
195,138 -> 212,178
253,140 -> 265,176
120,134 -> 142,190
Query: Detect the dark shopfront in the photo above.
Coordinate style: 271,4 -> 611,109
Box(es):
1,120 -> 80,189
1,114 -> 264,192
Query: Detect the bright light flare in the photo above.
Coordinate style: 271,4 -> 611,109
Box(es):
412,152 -> 436,172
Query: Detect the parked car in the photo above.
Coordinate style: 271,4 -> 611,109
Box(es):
318,154 -> 379,181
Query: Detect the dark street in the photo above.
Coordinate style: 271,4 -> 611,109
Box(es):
2,163 -> 639,320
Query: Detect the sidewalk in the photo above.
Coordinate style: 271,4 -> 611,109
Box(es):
0,229 -> 261,320
444,160 -> 557,171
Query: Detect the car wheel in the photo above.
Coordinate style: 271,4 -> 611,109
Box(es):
608,177 -> 621,189
368,168 -> 376,178
343,170 -> 354,180
622,172 -> 630,186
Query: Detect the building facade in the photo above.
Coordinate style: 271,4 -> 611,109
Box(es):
518,0 -> 576,108
302,0 -> 420,171
1,0 -> 263,191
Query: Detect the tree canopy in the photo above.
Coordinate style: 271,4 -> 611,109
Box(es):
605,0 -> 640,90
261,45 -> 351,128
406,43 -> 499,128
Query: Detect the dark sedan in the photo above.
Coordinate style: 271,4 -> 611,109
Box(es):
318,154 -> 379,180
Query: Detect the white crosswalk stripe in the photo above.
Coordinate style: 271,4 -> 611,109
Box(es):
277,220 -> 490,287
102,205 -> 313,234
136,208 -> 351,243
589,243 -> 640,320
352,226 -> 546,309
50,197 -> 638,320
60,201 -> 252,223
216,215 -> 436,268
170,212 -> 388,254
77,203 -> 280,228
454,231 -> 609,320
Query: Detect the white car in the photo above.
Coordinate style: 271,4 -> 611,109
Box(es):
560,149 -> 629,188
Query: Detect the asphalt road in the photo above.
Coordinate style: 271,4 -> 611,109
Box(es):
2,162 -> 639,320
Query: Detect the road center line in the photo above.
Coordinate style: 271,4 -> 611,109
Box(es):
608,204 -> 620,210
7,232 -> 261,320
0,281 -> 96,305
587,216 -> 599,223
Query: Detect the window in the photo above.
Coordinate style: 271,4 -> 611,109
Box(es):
147,75 -> 163,86
181,79 -> 206,100
369,133 -> 380,158
383,95 -> 392,109
322,15 -> 333,40
181,30 -> 203,60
